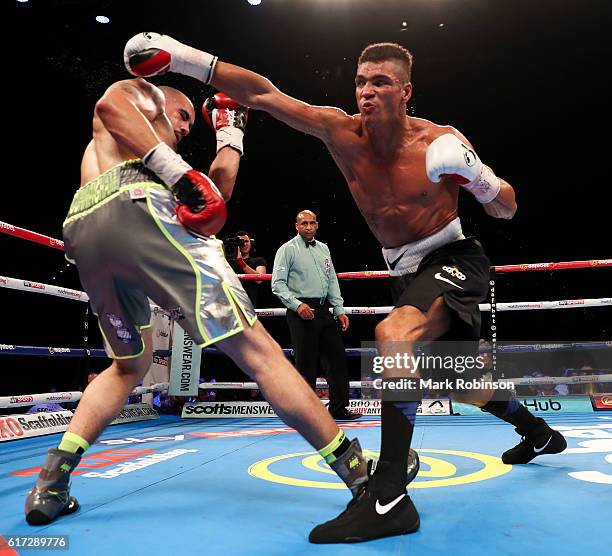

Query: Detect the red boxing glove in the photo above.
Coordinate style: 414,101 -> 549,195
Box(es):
142,143 -> 226,236
202,92 -> 248,154
172,170 -> 227,236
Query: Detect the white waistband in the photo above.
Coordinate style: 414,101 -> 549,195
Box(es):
382,217 -> 465,276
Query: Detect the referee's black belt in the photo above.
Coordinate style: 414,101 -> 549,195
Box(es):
299,297 -> 329,307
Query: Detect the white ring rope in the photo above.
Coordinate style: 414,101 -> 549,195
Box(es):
2,275 -> 610,313
0,383 -> 169,410
2,373 -> 609,409
196,373 -> 612,391
0,391 -> 82,409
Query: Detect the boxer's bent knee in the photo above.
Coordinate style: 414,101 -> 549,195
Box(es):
376,298 -> 451,344
375,305 -> 428,344
114,356 -> 152,378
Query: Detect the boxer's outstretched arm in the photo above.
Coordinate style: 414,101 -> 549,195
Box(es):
124,33 -> 348,141
211,61 -> 347,141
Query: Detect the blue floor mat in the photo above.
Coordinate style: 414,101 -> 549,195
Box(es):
1,413 -> 610,555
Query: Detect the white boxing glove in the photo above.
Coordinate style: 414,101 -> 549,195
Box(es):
426,133 -> 501,204
124,32 -> 217,84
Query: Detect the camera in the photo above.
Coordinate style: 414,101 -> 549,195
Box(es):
223,235 -> 253,259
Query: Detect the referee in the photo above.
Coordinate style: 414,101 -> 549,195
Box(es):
272,210 -> 359,421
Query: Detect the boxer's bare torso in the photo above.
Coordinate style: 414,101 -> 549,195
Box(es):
79,79 -> 183,187
326,115 -> 459,249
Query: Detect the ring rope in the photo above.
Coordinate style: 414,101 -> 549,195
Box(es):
1,220 -> 610,274
0,346 -> 171,358
2,371 -> 608,409
0,382 -> 169,410
1,276 -> 610,312
236,259 -> 612,280
194,373 -> 612,391
0,221 -> 64,250
2,341 -> 610,359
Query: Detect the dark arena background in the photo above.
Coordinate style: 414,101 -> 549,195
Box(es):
1,1 -> 611,554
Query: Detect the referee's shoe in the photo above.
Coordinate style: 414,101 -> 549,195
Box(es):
330,408 -> 361,421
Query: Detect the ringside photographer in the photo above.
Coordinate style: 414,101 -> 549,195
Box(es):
225,231 -> 267,306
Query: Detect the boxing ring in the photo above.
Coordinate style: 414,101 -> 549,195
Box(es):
1,221 -> 611,555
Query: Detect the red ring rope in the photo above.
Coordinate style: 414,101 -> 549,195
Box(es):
2,220 -> 610,274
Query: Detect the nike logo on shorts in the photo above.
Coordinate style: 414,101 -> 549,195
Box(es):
386,249 -> 409,270
375,494 -> 406,515
533,435 -> 552,453
434,272 -> 464,290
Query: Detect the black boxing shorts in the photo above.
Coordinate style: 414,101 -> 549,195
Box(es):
389,237 -> 490,341
388,237 -> 491,392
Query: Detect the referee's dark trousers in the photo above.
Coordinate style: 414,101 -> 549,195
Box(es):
286,298 -> 349,415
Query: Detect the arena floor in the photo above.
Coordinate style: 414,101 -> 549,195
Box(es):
1,413 -> 611,555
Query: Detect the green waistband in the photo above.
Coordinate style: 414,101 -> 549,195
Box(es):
66,160 -> 163,220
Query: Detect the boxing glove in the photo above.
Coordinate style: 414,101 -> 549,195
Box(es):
124,32 -> 217,84
426,133 -> 501,204
143,142 -> 226,236
202,92 -> 248,155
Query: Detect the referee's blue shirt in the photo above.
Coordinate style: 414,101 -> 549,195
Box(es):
271,235 -> 345,316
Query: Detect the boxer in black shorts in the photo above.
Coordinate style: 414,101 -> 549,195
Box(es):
124,32 -> 568,543
390,237 -> 490,340
388,236 -> 490,393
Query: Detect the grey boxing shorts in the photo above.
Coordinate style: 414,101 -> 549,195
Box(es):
63,160 -> 257,359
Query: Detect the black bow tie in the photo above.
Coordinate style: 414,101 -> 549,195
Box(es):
305,240 -> 316,247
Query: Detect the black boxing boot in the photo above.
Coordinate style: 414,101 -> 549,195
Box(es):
309,460 -> 420,544
502,417 -> 567,464
25,449 -> 81,525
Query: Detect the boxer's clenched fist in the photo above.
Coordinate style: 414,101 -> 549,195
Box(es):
124,32 -> 217,84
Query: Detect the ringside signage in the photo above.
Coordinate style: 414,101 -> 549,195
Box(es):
182,398 -> 450,419
452,395 -> 593,415
592,394 -> 612,410
348,398 -> 450,416
0,411 -> 74,442
109,403 -> 159,424
1,404 -> 159,442
183,401 -> 276,418
169,322 -> 201,397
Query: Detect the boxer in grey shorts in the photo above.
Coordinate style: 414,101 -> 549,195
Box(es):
25,78 -> 369,528
63,160 -> 256,360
